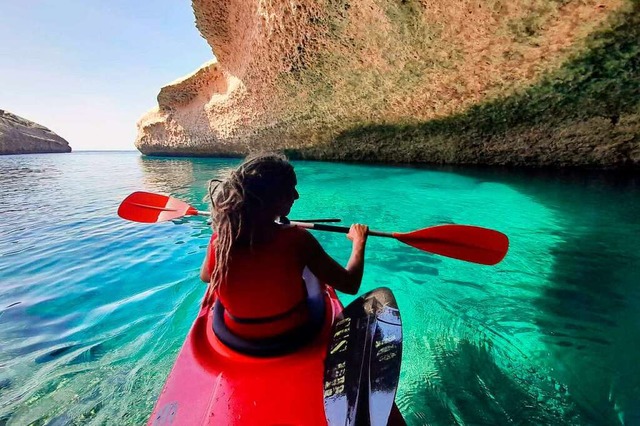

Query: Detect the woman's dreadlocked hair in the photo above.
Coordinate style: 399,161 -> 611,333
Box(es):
206,153 -> 296,297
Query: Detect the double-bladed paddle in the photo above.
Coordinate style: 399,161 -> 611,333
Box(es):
118,191 -> 509,265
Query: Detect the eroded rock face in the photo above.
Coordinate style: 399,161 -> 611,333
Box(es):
136,0 -> 639,168
0,110 -> 71,155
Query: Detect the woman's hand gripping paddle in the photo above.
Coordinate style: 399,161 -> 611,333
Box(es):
118,191 -> 510,265
297,222 -> 508,266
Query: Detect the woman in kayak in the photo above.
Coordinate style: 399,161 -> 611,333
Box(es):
199,152 -> 407,425
200,152 -> 369,340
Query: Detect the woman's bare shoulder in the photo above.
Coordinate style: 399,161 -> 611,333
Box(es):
278,224 -> 316,245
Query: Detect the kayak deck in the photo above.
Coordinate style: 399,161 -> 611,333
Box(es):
149,287 -> 342,426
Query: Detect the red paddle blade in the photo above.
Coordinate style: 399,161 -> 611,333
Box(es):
393,224 -> 509,265
118,191 -> 199,223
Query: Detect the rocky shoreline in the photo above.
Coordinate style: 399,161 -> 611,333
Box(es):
0,110 -> 71,155
135,0 -> 639,170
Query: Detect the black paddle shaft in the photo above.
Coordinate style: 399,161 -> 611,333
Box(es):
293,222 -> 393,238
312,223 -> 351,233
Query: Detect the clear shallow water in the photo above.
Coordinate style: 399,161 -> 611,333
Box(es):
0,152 -> 639,425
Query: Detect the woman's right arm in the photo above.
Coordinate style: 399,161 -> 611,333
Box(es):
304,224 -> 368,295
200,238 -> 215,283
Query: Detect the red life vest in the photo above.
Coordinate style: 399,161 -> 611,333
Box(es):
206,227 -> 311,339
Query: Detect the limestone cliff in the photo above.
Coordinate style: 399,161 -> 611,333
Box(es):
0,110 -> 71,155
136,0 -> 639,169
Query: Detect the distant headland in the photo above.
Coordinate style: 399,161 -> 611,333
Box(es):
1,109 -> 71,155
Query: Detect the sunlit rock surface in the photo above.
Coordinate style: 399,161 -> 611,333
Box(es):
136,0 -> 639,168
0,110 -> 71,155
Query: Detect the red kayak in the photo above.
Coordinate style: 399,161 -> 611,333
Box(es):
118,191 -> 505,425
149,277 -> 343,426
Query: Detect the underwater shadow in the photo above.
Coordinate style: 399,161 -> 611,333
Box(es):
430,165 -> 640,424
398,338 -> 590,425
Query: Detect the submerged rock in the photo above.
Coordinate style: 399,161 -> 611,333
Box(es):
0,110 -> 71,155
136,0 -> 639,169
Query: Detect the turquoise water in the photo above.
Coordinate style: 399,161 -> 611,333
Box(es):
0,152 -> 639,425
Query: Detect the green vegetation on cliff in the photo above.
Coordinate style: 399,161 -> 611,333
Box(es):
138,0 -> 639,169
467,1 -> 639,133
292,2 -> 639,168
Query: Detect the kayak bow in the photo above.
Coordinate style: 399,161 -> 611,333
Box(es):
149,277 -> 403,425
150,275 -> 339,425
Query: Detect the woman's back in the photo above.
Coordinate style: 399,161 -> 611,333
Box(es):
219,226 -> 307,316
212,226 -> 312,339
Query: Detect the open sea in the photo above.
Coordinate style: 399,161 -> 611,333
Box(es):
0,151 -> 639,425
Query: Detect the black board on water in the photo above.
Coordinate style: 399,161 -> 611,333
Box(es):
323,287 -> 403,426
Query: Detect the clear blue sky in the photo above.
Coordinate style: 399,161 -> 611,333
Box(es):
0,1 -> 213,150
